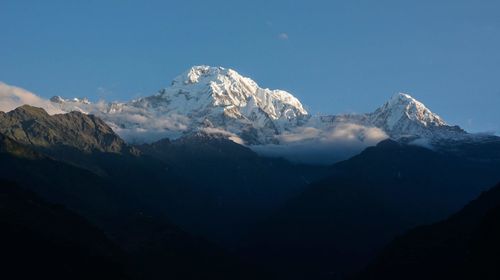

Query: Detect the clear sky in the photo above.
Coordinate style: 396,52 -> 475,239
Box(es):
1,0 -> 499,133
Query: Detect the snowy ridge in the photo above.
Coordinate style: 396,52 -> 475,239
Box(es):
154,66 -> 307,124
52,66 -> 309,144
367,93 -> 456,138
308,92 -> 466,142
50,66 -> 468,144
371,93 -> 446,130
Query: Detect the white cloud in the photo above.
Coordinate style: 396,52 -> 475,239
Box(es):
89,108 -> 191,143
278,123 -> 387,145
278,126 -> 320,142
408,138 -> 434,149
0,82 -> 63,114
0,82 -> 191,143
278,33 -> 289,40
201,127 -> 245,145
252,123 -> 388,164
0,83 -> 387,164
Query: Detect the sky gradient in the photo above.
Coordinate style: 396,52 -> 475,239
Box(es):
1,0 -> 499,133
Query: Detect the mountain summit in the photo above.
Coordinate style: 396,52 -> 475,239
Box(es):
49,66 -> 469,145
169,66 -> 307,120
312,92 -> 467,142
132,65 -> 308,143
52,66 -> 309,144
371,92 -> 447,130
367,93 -> 465,139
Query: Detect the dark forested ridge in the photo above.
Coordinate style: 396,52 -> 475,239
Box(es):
0,180 -> 132,279
0,106 -> 499,280
137,133 -> 328,245
240,139 -> 500,279
359,182 -> 500,280
0,110 -> 256,280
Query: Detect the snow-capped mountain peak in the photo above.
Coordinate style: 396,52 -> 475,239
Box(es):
50,96 -> 91,105
384,92 -> 446,128
48,67 -> 468,145
172,65 -> 228,85
166,65 -> 307,121
368,92 -> 462,139
51,66 -> 309,144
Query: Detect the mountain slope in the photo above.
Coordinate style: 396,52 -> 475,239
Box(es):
359,182 -> 500,280
136,132 -> 328,246
0,105 -> 326,249
0,180 -> 132,280
0,130 -> 255,280
241,139 -> 500,279
367,93 -> 465,139
0,105 -> 129,153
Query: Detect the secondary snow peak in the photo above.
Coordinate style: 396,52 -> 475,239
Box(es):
45,67 -> 468,145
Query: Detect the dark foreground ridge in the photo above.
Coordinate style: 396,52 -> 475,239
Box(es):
360,182 -> 500,280
0,106 -> 499,279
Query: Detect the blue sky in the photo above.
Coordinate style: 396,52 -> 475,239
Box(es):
1,0 -> 499,133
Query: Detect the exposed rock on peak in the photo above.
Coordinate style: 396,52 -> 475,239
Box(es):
48,67 -> 472,146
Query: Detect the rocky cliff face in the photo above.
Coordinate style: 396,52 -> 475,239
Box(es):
0,105 -> 129,153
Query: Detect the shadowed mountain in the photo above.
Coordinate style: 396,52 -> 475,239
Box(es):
0,178 -> 257,280
0,105 -> 141,175
0,180 -> 132,280
3,104 -> 498,280
137,132 -> 328,245
242,139 -> 500,279
0,109 -> 256,280
434,135 -> 500,162
0,106 -> 188,213
359,182 -> 500,280
0,131 -> 125,222
0,131 -> 41,159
